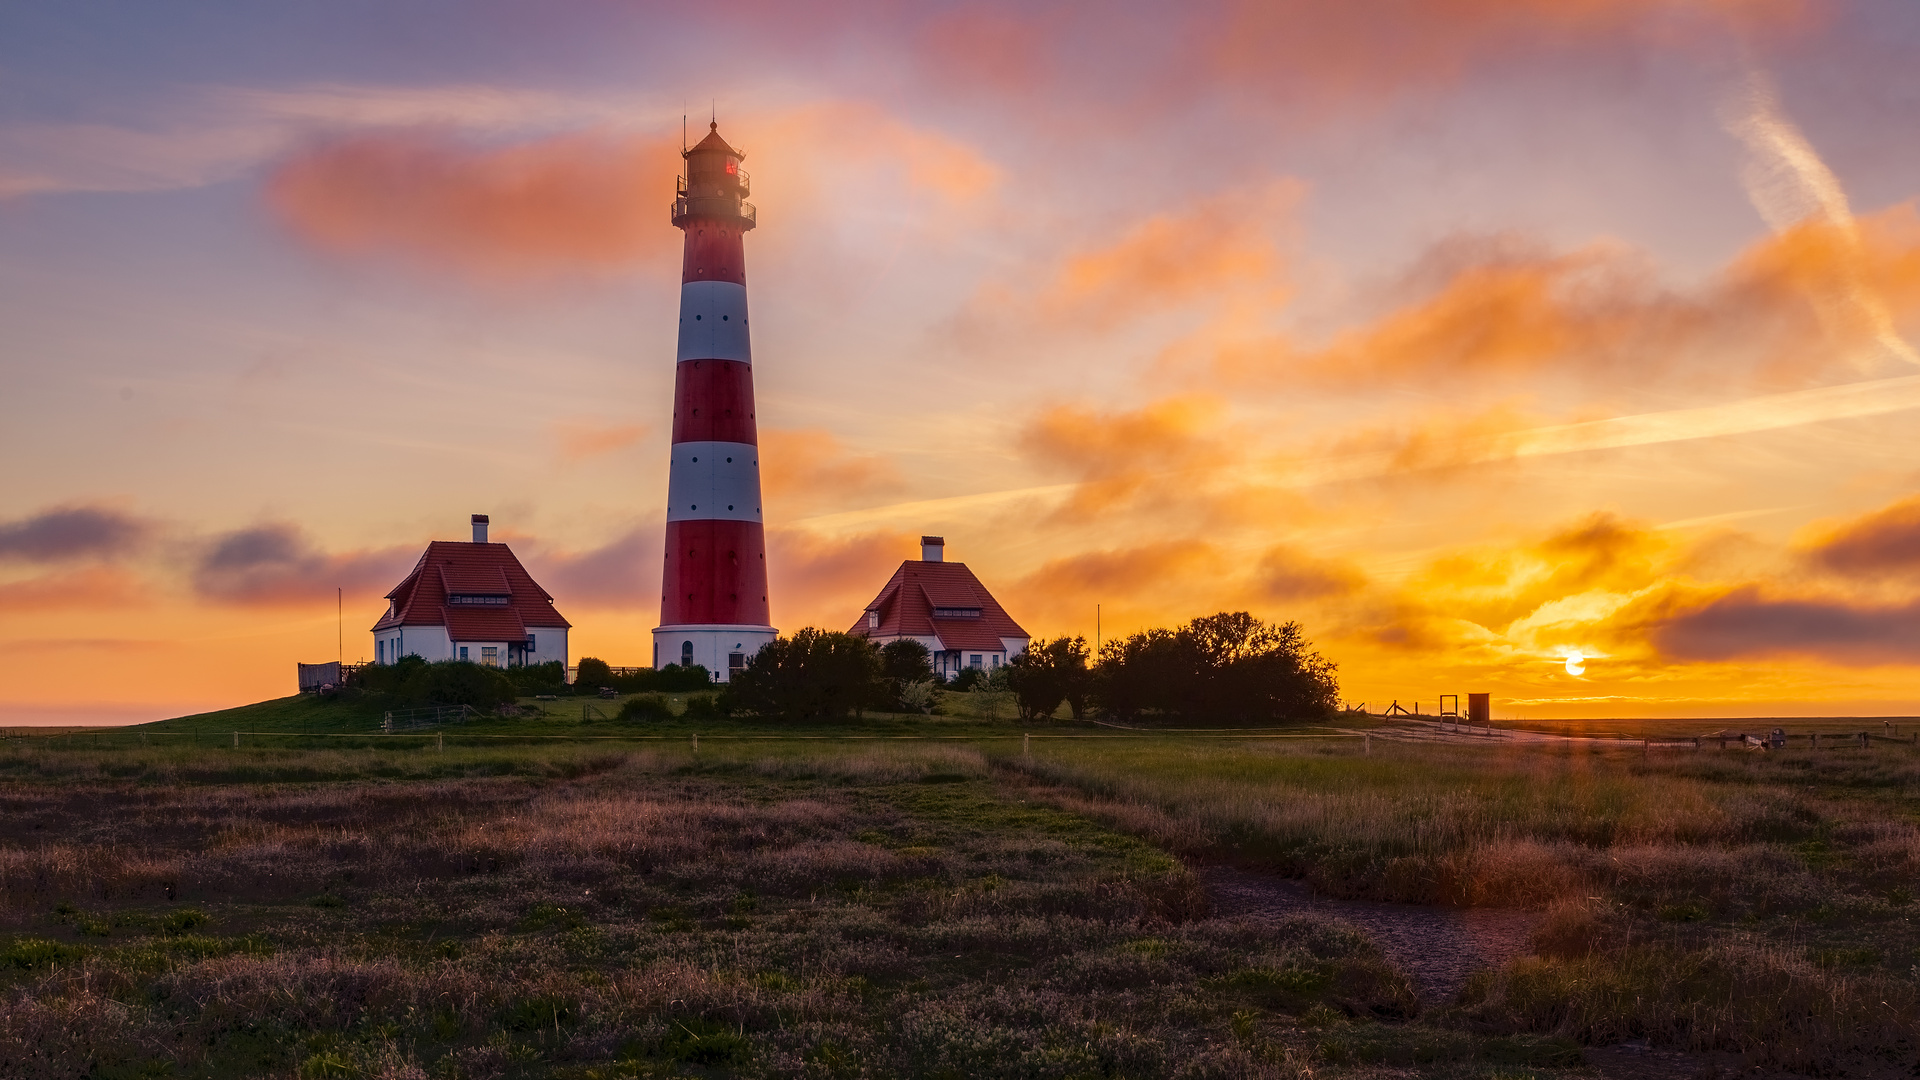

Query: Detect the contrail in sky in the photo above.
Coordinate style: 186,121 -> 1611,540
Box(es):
1722,68 -> 1920,369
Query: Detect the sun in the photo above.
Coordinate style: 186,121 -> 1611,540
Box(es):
1564,651 -> 1586,677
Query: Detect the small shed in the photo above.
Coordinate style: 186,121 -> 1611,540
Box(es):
297,661 -> 342,692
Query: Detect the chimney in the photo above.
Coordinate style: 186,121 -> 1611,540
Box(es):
471,514 -> 490,544
921,535 -> 944,562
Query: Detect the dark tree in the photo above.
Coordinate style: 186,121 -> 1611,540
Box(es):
1005,636 -> 1090,721
879,639 -> 933,684
573,657 -> 614,694
876,639 -> 935,710
728,628 -> 884,720
1091,613 -> 1338,725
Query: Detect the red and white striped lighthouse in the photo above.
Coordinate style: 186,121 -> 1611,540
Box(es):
652,121 -> 776,681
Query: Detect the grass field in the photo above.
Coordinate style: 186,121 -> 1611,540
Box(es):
2,698 -> 1917,1077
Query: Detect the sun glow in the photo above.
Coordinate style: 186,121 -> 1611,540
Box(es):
1564,652 -> 1586,677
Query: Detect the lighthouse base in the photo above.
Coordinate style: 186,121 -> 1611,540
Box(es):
652,624 -> 778,683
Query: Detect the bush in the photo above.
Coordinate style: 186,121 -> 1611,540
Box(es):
685,692 -> 731,719
573,657 -> 615,694
346,656 -> 517,711
507,660 -> 568,695
573,658 -> 714,694
616,695 -> 674,722
728,628 -> 882,719
617,663 -> 713,693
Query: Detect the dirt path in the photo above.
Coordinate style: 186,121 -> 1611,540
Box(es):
1201,865 -> 1540,1004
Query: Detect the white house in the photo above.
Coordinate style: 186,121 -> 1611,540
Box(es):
847,536 -> 1029,678
371,515 -> 570,669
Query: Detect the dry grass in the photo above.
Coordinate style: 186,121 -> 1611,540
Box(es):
0,743 -> 1455,1079
994,738 -> 1920,1072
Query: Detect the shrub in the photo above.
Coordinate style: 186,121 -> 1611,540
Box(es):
507,660 -> 567,695
346,656 -> 516,710
617,695 -> 674,723
685,692 -> 730,719
618,663 -> 713,693
574,657 -> 615,694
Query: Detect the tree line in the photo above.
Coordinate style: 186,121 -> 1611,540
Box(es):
728,611 -> 1339,724
336,610 -> 1339,724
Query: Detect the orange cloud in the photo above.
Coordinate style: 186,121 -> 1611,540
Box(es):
1639,584 -> 1920,666
1205,206 -> 1920,393
761,428 -> 905,513
1007,540 -> 1232,632
1255,543 -> 1365,601
266,128 -> 685,279
1039,184 -> 1298,329
1800,492 -> 1920,577
552,420 -> 648,462
1017,395 -> 1227,517
0,568 -> 150,612
767,528 -> 916,631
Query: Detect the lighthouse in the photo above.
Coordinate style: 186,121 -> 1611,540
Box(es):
652,121 -> 776,682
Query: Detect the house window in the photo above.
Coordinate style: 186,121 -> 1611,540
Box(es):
459,646 -> 469,661
970,654 -> 983,669
991,654 -> 1000,668
527,634 -> 536,653
481,646 -> 498,667
377,640 -> 384,664
681,640 -> 694,666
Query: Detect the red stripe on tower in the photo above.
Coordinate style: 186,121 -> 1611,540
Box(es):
652,121 -> 777,682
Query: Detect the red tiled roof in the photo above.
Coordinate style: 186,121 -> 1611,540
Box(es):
444,606 -> 527,641
440,563 -> 509,595
371,541 -> 571,637
847,560 -> 1028,652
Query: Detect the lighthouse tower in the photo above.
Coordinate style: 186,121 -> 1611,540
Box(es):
652,121 -> 776,682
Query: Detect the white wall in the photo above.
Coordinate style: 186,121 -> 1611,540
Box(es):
526,626 -> 568,667
378,625 -> 451,663
377,625 -> 566,667
652,624 -> 777,683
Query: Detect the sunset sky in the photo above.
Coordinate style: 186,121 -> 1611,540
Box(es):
7,1 -> 1920,723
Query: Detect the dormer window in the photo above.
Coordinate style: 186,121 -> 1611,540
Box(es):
448,594 -> 510,606
867,610 -> 880,628
933,607 -> 981,619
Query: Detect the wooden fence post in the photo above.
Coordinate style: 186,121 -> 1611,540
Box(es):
232,731 -> 238,749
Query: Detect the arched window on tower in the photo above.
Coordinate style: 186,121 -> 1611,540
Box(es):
681,640 -> 694,667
